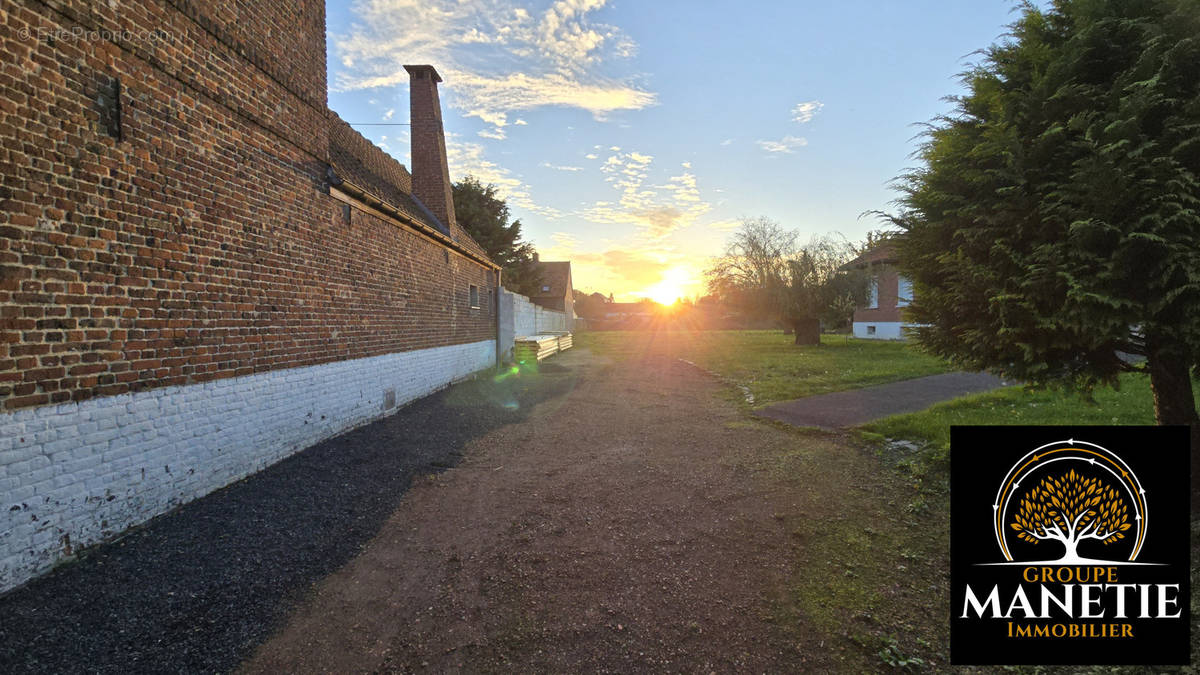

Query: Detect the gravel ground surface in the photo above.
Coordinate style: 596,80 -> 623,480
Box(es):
0,367 -> 574,674
244,339 -> 851,672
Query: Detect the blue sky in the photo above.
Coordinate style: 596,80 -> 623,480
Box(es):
325,0 -> 1026,301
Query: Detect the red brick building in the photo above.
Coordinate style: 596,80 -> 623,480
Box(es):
846,244 -> 915,340
528,259 -> 575,328
0,0 -> 497,591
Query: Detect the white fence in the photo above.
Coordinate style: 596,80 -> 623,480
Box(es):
498,290 -> 571,363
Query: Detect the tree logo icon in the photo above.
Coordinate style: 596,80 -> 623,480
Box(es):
1010,470 -> 1132,563
992,439 -> 1147,564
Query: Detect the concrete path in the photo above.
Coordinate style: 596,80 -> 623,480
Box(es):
755,372 -> 1010,429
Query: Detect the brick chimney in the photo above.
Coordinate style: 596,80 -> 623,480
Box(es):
404,64 -> 456,230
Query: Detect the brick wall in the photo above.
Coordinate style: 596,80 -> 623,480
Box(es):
853,266 -> 903,324
1,0 -> 495,412
1,0 -> 498,590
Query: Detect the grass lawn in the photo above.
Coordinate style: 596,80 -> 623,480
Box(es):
577,330 -> 951,406
860,373 -> 1200,472
858,373 -> 1200,496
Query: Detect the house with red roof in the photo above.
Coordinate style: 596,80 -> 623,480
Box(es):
845,243 -> 916,340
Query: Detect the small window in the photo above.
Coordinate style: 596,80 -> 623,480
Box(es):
867,278 -> 879,309
897,276 -> 912,307
98,75 -> 122,140
541,285 -> 550,293
867,325 -> 877,335
341,203 -> 351,224
469,284 -> 480,309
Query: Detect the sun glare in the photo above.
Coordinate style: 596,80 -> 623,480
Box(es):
642,267 -> 691,305
647,287 -> 680,305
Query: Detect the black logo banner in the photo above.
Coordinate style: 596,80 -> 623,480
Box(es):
950,426 -> 1190,665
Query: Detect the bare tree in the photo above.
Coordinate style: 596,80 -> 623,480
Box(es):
1010,469 -> 1131,563
704,217 -> 796,323
707,219 -> 865,341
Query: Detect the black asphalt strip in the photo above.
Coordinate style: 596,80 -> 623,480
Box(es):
0,365 -> 575,674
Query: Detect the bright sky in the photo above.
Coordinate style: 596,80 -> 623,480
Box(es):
325,0 -> 1026,302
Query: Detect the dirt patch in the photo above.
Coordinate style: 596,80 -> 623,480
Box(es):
245,335 -> 952,672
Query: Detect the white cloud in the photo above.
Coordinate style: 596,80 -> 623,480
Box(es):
577,149 -> 713,238
446,134 -> 561,218
666,170 -> 700,203
514,118 -> 528,125
535,0 -> 611,71
478,127 -> 507,140
540,161 -> 583,172
382,108 -> 395,121
756,135 -> 808,153
333,0 -> 656,126
550,231 -> 580,249
720,138 -> 733,146
449,71 -> 654,125
791,100 -> 824,124
584,153 -> 598,160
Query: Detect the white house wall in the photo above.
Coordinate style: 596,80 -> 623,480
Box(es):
853,321 -> 910,340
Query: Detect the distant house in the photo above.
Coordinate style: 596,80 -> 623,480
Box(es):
529,259 -> 575,329
845,244 -> 915,340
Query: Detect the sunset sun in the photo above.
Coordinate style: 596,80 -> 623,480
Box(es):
642,267 -> 692,305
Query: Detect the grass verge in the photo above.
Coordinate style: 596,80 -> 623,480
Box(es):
578,329 -> 950,406
859,373 -> 1200,490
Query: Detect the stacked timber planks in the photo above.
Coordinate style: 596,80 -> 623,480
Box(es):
513,335 -> 560,363
513,332 -> 573,363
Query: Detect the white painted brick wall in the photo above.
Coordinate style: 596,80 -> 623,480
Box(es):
0,339 -> 495,593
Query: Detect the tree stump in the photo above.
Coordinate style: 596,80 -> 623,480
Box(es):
792,318 -> 820,345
